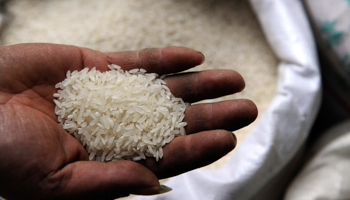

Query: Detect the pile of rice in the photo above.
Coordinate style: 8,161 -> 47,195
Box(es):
53,65 -> 187,162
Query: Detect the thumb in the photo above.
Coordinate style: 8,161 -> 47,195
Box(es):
46,160 -> 169,200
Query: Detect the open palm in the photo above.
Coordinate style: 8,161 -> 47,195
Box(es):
0,43 -> 257,200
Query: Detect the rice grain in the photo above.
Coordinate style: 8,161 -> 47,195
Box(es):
54,65 -> 187,161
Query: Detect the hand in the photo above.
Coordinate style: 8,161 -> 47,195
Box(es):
0,43 -> 257,200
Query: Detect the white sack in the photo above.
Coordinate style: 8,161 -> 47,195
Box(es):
284,0 -> 350,199
284,120 -> 350,200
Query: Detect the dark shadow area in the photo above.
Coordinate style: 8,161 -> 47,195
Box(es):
0,0 -> 12,46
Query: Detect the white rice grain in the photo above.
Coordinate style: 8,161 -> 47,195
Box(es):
54,65 -> 187,161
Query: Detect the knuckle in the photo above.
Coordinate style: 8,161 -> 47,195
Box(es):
140,48 -> 160,68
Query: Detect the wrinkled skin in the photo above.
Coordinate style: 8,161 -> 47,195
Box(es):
0,43 -> 257,200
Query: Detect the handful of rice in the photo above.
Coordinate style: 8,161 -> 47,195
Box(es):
53,64 -> 187,162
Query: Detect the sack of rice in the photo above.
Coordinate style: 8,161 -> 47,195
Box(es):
53,64 -> 187,162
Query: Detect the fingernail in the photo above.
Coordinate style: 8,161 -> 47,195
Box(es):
130,185 -> 172,195
232,132 -> 237,148
198,51 -> 205,64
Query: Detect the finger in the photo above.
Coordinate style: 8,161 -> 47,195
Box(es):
139,130 -> 237,179
104,46 -> 204,74
60,131 -> 89,162
45,160 -> 162,200
164,69 -> 245,103
184,99 -> 258,134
